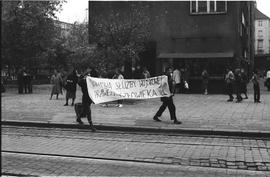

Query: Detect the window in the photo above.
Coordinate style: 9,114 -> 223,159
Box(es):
258,30 -> 263,38
257,39 -> 264,54
258,20 -> 262,26
190,1 -> 227,14
243,50 -> 247,59
242,13 -> 245,26
258,39 -> 263,49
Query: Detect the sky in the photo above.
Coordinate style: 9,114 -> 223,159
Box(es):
56,0 -> 270,24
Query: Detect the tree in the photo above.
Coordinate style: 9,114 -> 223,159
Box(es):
1,1 -> 65,73
89,2 -> 150,78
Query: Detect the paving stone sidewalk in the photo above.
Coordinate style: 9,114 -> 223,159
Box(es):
1,83 -> 270,133
3,152 -> 269,176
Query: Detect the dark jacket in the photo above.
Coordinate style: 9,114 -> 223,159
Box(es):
66,73 -> 78,92
78,75 -> 92,105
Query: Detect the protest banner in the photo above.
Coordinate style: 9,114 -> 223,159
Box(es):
86,75 -> 171,104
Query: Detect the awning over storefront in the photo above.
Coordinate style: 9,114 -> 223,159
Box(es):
158,52 -> 234,59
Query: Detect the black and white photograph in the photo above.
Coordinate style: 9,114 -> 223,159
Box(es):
1,0 -> 270,176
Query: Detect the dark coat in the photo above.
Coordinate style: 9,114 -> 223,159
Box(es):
78,75 -> 92,105
65,73 -> 78,92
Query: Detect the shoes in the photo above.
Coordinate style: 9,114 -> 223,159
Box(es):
227,99 -> 233,102
76,118 -> 83,125
255,100 -> 261,103
244,97 -> 248,99
153,116 -> 161,122
173,120 -> 182,124
64,103 -> 68,106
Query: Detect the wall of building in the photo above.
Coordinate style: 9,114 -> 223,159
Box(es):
149,1 -> 237,54
89,1 -> 255,93
255,19 -> 270,54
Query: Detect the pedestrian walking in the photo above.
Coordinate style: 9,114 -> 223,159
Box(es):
172,66 -> 181,94
153,67 -> 182,124
113,68 -> 124,107
234,68 -> 243,103
64,69 -> 78,106
141,67 -> 151,79
225,69 -> 235,102
201,69 -> 209,95
76,66 -> 96,131
240,68 -> 248,99
17,68 -> 24,94
265,69 -> 270,91
251,70 -> 261,103
50,69 -> 63,100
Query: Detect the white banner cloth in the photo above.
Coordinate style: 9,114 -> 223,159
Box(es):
86,75 -> 171,104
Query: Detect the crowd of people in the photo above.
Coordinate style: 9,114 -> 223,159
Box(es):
10,64 -> 269,131
17,67 -> 33,94
225,68 -> 262,103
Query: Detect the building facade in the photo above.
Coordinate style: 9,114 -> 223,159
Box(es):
89,1 -> 255,93
254,8 -> 270,73
254,8 -> 270,55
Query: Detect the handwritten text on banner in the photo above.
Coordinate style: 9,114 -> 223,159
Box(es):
86,75 -> 171,104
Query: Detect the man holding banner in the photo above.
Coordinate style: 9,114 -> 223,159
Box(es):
76,66 -> 96,132
85,66 -> 181,126
153,67 -> 182,124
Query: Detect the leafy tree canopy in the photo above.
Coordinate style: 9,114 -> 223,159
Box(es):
1,0 -> 65,70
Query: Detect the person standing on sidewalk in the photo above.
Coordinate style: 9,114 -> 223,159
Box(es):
77,66 -> 96,132
172,66 -> 181,94
153,67 -> 182,124
240,68 -> 248,99
234,68 -> 243,103
251,70 -> 261,103
17,68 -> 24,94
64,69 -> 78,106
113,68 -> 124,108
141,67 -> 151,79
201,69 -> 209,95
50,69 -> 63,100
225,69 -> 235,102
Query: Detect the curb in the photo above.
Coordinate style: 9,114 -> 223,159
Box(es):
2,120 -> 270,138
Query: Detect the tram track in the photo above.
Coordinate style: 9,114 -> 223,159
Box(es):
2,125 -> 270,149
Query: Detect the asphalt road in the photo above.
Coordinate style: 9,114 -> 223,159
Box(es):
2,126 -> 270,176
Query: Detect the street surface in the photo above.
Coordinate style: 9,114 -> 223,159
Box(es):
2,126 -> 270,176
1,82 -> 270,132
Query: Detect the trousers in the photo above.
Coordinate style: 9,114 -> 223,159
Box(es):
155,96 -> 176,120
